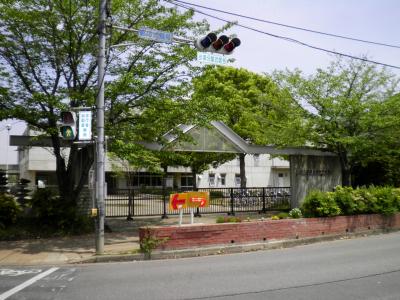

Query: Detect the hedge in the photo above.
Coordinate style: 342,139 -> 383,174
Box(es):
301,186 -> 400,217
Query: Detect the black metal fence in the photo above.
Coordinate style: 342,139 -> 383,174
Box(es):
105,187 -> 291,218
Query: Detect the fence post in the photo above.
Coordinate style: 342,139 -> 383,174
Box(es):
229,188 -> 235,216
260,187 -> 266,214
127,189 -> 133,221
194,186 -> 201,217
161,186 -> 168,219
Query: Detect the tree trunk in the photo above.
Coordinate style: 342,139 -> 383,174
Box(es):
51,133 -> 94,217
338,149 -> 351,186
191,169 -> 198,191
239,153 -> 247,188
341,168 -> 352,187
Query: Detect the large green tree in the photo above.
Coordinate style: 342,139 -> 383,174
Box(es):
0,0 -> 208,221
191,66 -> 298,187
273,58 -> 400,186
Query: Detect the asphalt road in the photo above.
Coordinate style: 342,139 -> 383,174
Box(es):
1,232 -> 400,300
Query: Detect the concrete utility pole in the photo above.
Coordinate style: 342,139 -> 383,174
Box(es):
96,0 -> 106,254
5,124 -> 11,178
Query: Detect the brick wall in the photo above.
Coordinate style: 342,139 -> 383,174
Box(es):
139,214 -> 400,250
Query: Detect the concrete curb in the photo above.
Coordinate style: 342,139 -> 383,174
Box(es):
76,228 -> 398,264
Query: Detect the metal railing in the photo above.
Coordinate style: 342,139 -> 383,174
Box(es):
105,187 -> 291,218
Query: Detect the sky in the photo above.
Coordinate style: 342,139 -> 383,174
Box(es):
1,0 -> 399,165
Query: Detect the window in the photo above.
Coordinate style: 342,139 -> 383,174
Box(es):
254,154 -> 260,167
129,173 -> 162,187
181,176 -> 193,188
220,174 -> 226,186
235,174 -> 241,187
278,173 -> 284,178
209,173 -> 215,186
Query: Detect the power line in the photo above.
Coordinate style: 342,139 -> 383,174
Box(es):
170,0 -> 400,49
165,0 -> 400,70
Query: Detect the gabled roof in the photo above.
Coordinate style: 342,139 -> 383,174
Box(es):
141,121 -> 336,156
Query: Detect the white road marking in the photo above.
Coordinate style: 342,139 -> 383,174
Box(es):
0,269 -> 42,277
0,267 -> 59,300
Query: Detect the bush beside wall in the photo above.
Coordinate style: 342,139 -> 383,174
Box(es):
301,186 -> 400,218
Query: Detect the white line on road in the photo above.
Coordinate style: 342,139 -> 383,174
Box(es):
0,267 -> 59,300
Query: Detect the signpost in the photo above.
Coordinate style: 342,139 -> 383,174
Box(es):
138,27 -> 173,43
169,192 -> 209,225
197,52 -> 227,65
78,111 -> 92,141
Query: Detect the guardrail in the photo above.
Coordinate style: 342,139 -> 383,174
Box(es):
105,187 -> 291,218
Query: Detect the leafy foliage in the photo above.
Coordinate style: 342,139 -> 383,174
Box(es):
0,0 -> 210,225
28,188 -> 92,233
192,66 -> 298,186
140,227 -> 168,259
288,208 -> 302,219
302,186 -> 400,217
0,193 -> 21,228
273,57 -> 400,186
301,190 -> 341,217
216,216 -> 242,223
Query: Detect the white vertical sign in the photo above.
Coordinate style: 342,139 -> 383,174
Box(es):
78,111 -> 92,141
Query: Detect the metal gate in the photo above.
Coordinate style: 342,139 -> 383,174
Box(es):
105,187 -> 291,218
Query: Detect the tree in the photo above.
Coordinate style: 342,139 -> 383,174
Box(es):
351,93 -> 400,186
273,57 -> 400,186
191,66 -> 297,187
0,0 -> 208,223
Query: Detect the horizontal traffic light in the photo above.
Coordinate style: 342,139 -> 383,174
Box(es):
195,32 -> 241,55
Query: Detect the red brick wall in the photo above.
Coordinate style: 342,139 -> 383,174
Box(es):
139,214 -> 400,250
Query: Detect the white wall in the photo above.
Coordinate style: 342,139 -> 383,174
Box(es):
197,154 -> 289,188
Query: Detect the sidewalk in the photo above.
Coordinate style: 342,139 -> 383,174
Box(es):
0,215 -> 219,266
2,213 -> 384,266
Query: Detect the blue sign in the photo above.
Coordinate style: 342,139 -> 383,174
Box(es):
197,52 -> 227,65
138,27 -> 173,43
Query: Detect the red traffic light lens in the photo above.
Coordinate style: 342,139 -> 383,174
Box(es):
223,38 -> 241,53
212,35 -> 229,50
200,32 -> 217,48
61,111 -> 74,123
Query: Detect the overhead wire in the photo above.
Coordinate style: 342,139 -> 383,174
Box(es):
170,0 -> 400,49
165,0 -> 400,70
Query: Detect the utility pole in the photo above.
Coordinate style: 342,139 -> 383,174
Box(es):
5,124 -> 11,179
96,0 -> 106,254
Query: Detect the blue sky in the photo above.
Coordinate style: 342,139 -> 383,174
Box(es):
1,0 -> 399,165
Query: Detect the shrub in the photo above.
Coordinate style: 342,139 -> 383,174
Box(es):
334,186 -> 356,215
289,208 -> 302,219
301,190 -> 341,218
216,216 -> 225,223
216,216 -> 242,223
28,188 -> 60,224
277,212 -> 289,219
369,186 -> 399,216
28,188 -> 93,234
271,215 -> 279,220
0,193 -> 21,228
140,227 -> 168,259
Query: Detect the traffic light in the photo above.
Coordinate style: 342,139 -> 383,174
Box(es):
195,32 -> 241,55
60,111 -> 77,140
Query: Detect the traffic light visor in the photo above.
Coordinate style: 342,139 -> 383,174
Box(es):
61,111 -> 76,124
199,32 -> 217,48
